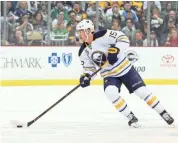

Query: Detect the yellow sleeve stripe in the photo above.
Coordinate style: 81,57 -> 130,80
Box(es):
119,36 -> 129,41
101,60 -> 130,77
101,61 -> 109,68
116,35 -> 130,44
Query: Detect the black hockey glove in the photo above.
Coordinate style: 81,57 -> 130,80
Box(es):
108,47 -> 120,65
80,73 -> 91,88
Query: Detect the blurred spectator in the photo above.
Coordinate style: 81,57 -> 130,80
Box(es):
106,3 -> 124,29
136,8 -> 143,23
122,2 -> 138,23
30,1 -> 38,15
111,18 -> 121,31
98,8 -> 107,30
112,6 -> 124,27
16,13 -> 33,39
162,2 -> 174,17
67,11 -> 77,30
8,30 -> 25,45
121,19 -> 136,45
51,1 -> 70,22
67,20 -> 80,46
101,1 -> 112,13
86,1 -> 96,19
150,8 -> 164,44
164,10 -> 178,28
14,1 -> 32,17
106,2 -> 122,18
162,10 -> 178,45
2,1 -> 178,47
31,11 -> 47,32
69,2 -> 87,20
7,1 -> 15,14
67,11 -> 77,44
50,1 -> 56,9
52,11 -> 68,29
151,9 -> 164,28
91,16 -> 97,31
143,1 -> 161,16
87,9 -> 106,31
168,18 -> 176,29
165,28 -> 178,47
135,8 -> 145,30
143,31 -> 159,47
13,30 -> 25,45
142,21 -> 148,39
39,3 -> 48,22
53,23 -> 68,39
162,18 -> 177,46
63,2 -> 73,12
1,8 -> 18,43
133,30 -> 143,46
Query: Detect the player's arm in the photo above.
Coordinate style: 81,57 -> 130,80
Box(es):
78,44 -> 96,88
79,46 -> 96,75
90,30 -> 130,66
107,30 -> 130,65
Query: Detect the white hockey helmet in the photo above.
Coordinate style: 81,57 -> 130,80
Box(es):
76,19 -> 95,33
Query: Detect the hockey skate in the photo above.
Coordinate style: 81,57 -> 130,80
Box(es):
128,112 -> 141,128
160,110 -> 174,125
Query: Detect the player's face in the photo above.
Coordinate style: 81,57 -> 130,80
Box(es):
77,30 -> 87,42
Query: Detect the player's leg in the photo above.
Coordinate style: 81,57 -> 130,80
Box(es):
104,77 -> 140,127
134,86 -> 174,125
121,66 -> 174,125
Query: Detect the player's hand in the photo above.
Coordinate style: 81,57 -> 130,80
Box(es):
108,47 -> 120,65
80,73 -> 91,88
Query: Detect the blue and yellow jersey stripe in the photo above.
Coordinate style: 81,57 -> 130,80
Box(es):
100,57 -> 132,78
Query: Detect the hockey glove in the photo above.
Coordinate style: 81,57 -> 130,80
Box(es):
108,47 -> 120,65
80,73 -> 91,88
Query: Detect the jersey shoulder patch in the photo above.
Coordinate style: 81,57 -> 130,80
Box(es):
78,43 -> 87,57
93,30 -> 107,40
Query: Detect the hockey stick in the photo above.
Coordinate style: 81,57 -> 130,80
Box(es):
10,68 -> 101,128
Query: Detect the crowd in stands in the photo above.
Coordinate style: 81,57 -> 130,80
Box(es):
1,1 -> 178,47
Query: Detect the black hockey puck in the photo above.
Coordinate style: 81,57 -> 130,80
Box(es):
17,125 -> 22,128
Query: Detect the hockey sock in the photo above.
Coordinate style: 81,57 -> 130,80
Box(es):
112,96 -> 132,118
105,85 -> 133,119
134,86 -> 166,114
144,94 -> 165,114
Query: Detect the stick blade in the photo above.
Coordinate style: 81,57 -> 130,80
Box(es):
10,120 -> 27,128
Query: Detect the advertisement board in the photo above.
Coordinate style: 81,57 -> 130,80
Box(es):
126,48 -> 178,79
0,47 -> 178,86
0,47 -> 83,80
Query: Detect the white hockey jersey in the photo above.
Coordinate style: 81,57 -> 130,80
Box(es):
78,29 -> 132,78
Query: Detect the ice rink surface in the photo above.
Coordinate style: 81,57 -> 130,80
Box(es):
0,85 -> 178,143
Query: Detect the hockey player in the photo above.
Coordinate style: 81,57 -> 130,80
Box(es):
76,19 -> 174,127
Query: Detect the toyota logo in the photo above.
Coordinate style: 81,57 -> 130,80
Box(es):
162,55 -> 174,64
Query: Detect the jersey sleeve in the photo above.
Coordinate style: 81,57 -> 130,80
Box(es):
115,31 -> 130,56
92,30 -> 130,58
78,43 -> 96,75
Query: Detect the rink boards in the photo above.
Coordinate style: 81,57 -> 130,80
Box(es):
0,47 -> 178,86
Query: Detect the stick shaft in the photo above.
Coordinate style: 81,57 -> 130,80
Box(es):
27,68 -> 101,127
